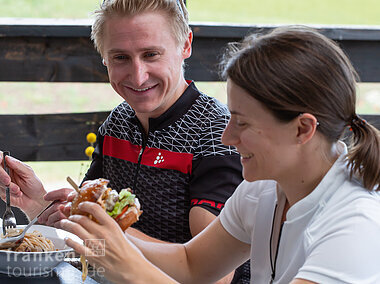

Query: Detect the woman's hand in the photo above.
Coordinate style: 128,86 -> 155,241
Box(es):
60,201 -> 166,284
0,153 -> 49,219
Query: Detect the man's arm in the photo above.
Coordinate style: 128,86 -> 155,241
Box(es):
0,153 -> 49,219
0,152 -> 76,227
189,206 -> 235,284
291,280 -> 317,284
126,227 -> 168,243
189,154 -> 243,283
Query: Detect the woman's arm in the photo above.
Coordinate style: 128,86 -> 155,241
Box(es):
61,201 -> 177,283
62,201 -> 250,284
128,215 -> 251,284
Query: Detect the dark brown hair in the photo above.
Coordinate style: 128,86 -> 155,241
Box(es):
221,26 -> 380,190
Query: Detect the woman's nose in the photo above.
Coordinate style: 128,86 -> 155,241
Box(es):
221,121 -> 239,147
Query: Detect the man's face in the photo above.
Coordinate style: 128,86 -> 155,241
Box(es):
102,11 -> 192,123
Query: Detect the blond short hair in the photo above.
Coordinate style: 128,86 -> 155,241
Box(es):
91,0 -> 190,56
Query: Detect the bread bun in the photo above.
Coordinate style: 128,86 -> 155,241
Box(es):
116,206 -> 142,231
71,178 -> 109,218
70,178 -> 141,230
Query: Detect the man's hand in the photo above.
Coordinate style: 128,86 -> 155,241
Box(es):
0,153 -> 49,219
37,188 -> 75,228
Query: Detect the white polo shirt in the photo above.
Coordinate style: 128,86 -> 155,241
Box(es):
220,142 -> 380,283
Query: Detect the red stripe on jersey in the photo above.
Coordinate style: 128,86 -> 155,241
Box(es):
191,199 -> 224,209
103,135 -> 141,163
103,135 -> 193,174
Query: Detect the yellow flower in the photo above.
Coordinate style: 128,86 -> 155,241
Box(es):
86,132 -> 97,144
85,146 -> 95,158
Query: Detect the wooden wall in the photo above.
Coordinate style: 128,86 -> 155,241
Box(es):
0,20 -> 379,161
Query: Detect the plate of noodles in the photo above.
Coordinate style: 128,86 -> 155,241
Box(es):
0,221 -> 81,277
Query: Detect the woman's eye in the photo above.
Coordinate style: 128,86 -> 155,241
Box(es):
236,121 -> 247,127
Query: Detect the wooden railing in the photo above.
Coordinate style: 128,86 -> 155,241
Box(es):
1,19 -> 379,161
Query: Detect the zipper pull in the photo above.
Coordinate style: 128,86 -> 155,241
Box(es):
138,147 -> 144,162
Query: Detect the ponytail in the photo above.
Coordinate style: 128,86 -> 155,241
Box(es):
218,26 -> 379,190
346,115 -> 380,190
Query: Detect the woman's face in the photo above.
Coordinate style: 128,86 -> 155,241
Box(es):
222,79 -> 299,182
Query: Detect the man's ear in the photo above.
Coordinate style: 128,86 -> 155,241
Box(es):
182,31 -> 193,60
296,113 -> 319,144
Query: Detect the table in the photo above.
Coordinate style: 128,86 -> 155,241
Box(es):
0,261 -> 99,284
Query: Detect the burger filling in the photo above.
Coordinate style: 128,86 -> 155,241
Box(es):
105,190 -> 119,211
106,188 -> 139,218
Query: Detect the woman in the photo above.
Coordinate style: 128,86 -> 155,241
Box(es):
61,26 -> 380,284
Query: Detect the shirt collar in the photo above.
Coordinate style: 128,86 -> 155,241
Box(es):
148,80 -> 200,131
286,141 -> 349,221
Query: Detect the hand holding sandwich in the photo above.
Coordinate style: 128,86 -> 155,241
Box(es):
69,178 -> 141,230
59,180 -> 175,283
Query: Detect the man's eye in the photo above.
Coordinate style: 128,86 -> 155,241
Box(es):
114,55 -> 127,60
145,52 -> 158,58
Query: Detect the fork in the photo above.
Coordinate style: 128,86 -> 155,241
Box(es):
2,151 -> 17,236
0,200 -> 57,249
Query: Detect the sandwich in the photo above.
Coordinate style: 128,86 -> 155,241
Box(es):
70,178 -> 142,231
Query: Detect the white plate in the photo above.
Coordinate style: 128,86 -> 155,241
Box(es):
0,222 -> 82,276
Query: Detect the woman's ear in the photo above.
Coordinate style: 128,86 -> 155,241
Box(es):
296,113 -> 319,144
102,58 -> 107,66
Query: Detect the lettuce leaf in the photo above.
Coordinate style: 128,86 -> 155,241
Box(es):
107,189 -> 136,217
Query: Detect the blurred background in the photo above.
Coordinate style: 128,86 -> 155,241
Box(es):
0,0 -> 379,189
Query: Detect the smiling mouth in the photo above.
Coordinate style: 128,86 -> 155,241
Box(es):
240,154 -> 253,159
128,85 -> 157,92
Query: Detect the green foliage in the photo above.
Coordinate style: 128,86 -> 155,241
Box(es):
0,0 -> 379,26
0,0 -> 100,18
26,160 -> 92,189
188,0 -> 380,25
0,82 -> 123,114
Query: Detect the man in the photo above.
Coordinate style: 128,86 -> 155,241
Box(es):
0,0 -> 248,282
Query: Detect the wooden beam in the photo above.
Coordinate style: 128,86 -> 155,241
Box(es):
0,20 -> 379,82
0,20 -> 379,162
0,112 -> 109,161
0,112 -> 379,161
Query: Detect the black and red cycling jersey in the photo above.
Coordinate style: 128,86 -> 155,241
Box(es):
84,81 -> 243,243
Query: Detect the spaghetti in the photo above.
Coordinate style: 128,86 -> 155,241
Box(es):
80,254 -> 88,281
1,229 -> 56,252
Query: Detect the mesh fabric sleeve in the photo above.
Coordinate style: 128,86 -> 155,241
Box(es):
189,154 -> 243,216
